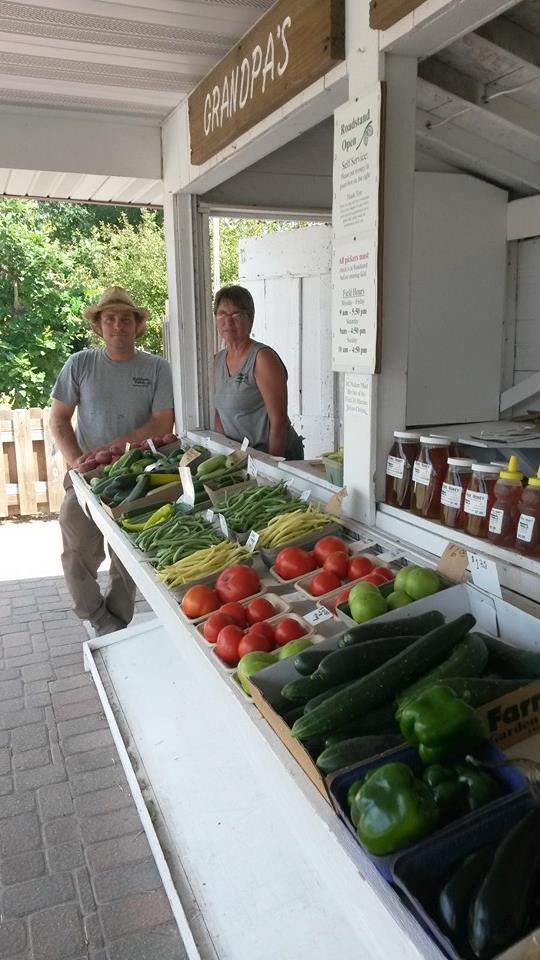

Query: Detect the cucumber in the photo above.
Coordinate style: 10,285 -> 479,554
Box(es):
282,705 -> 304,726
324,703 -> 399,746
291,613 -> 475,741
432,676 -> 534,707
316,635 -> 420,684
396,632 -> 488,709
303,680 -> 354,713
294,648 -> 330,677
281,675 -> 337,704
482,633 -> 540,680
337,610 -> 445,648
316,734 -> 403,774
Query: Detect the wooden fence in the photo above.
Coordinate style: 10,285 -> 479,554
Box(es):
0,407 -> 66,517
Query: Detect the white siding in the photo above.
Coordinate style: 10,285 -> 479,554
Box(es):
511,237 -> 540,415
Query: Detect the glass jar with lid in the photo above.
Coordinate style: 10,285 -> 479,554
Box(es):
410,436 -> 450,519
463,464 -> 499,538
440,458 -> 474,529
385,431 -> 421,509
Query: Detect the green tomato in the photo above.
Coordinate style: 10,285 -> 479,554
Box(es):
349,581 -> 381,605
386,590 -> 413,611
404,568 -> 440,601
277,636 -> 312,660
349,591 -> 388,624
394,565 -> 420,593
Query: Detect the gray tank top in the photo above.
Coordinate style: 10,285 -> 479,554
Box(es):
214,341 -> 303,460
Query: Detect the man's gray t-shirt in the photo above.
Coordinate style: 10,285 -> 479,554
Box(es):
51,348 -> 174,452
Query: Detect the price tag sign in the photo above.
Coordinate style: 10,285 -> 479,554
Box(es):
437,543 -> 468,583
241,436 -> 250,452
147,438 -> 158,456
179,466 -> 195,505
467,552 -> 502,598
203,509 -> 214,522
246,530 -> 260,552
247,456 -> 258,478
304,606 -> 333,626
300,489 -> 311,503
144,462 -> 161,473
179,447 -> 201,469
325,487 -> 347,516
218,513 -> 229,537
124,441 -> 131,452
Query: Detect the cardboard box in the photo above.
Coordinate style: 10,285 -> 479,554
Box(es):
101,481 -> 185,520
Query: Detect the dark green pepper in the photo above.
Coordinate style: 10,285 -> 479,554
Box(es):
399,684 -> 485,763
352,762 -> 438,856
423,761 -> 502,822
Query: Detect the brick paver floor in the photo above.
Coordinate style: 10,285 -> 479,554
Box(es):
0,574 -> 187,960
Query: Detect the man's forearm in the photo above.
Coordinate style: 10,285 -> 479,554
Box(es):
107,413 -> 174,450
50,418 -> 83,468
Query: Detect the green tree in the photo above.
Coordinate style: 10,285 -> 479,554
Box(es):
74,209 -> 167,352
0,199 -> 88,407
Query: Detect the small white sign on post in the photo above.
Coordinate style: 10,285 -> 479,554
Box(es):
304,606 -> 334,627
179,466 -> 195,505
241,436 -> 250,452
467,552 -> 502,599
300,489 -> 312,503
218,514 -> 229,537
147,438 -> 158,456
124,441 -> 131,453
246,530 -> 260,552
203,509 -> 215,523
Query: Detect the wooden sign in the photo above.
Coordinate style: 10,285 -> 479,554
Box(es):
188,0 -> 345,165
369,0 -> 425,31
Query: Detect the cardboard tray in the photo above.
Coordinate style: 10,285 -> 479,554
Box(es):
327,742 -> 528,882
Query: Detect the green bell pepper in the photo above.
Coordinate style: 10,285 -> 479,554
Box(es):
423,760 -> 503,822
352,762 -> 439,856
399,684 -> 485,763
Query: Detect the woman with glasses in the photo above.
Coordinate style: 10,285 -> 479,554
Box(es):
213,285 -> 304,460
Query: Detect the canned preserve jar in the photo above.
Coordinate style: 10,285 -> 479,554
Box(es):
440,458 -> 473,529
410,437 -> 450,520
463,464 -> 499,539
385,431 -> 421,509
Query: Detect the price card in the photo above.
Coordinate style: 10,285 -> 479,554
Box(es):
203,509 -> 214,523
467,552 -> 502,598
325,487 -> 348,516
304,606 -> 333,626
218,514 -> 229,537
241,436 -> 250,452
247,456 -> 258,478
179,447 -> 201,469
144,462 -> 161,473
246,530 -> 260,552
300,489 -> 311,503
437,543 -> 468,583
147,438 -> 158,456
124,441 -> 131,452
179,466 -> 195,505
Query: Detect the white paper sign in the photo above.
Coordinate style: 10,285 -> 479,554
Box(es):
147,438 -> 158,456
304,606 -> 334,626
334,88 -> 382,236
241,436 -> 249,452
246,530 -> 260,552
218,514 -> 229,537
300,489 -> 311,503
467,552 -> 502,598
344,374 -> 371,417
332,235 -> 378,373
179,466 -> 195,505
124,441 -> 131,452
247,456 -> 258,478
203,509 -> 214,523
386,456 -> 405,480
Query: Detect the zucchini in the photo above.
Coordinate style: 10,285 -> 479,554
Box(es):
337,610 -> 445,648
291,613 -> 475,741
316,734 -> 403,774
438,846 -> 495,942
281,675 -> 337,704
120,473 -> 151,504
294,648 -> 331,677
438,676 -> 534,707
324,703 -> 399,746
316,634 -> 420,684
396,632 -> 488,710
469,805 -> 540,958
482,633 -> 540,680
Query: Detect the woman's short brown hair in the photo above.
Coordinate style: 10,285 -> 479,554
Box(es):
213,285 -> 255,325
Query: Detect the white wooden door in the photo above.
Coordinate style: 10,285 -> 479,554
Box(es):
239,225 -> 336,458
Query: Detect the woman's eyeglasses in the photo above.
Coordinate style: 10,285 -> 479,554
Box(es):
215,310 -> 247,322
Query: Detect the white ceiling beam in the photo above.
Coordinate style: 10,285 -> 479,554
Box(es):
28,169 -> 58,196
68,174 -> 108,199
416,106 -> 540,192
418,60 -> 540,142
5,168 -> 35,195
381,0 -> 522,58
132,181 -> 163,206
477,17 -> 540,69
0,35 -> 214,74
91,176 -> 133,202
0,75 -> 179,111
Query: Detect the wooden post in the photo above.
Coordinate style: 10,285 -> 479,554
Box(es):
42,407 -> 65,513
12,408 -> 37,515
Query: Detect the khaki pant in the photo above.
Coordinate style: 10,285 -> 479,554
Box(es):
59,484 -> 136,627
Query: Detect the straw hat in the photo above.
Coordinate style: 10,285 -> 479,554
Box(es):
83,286 -> 149,323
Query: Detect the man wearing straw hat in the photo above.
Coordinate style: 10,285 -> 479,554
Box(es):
50,287 -> 174,636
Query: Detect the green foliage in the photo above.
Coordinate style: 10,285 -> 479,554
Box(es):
212,218 -> 310,290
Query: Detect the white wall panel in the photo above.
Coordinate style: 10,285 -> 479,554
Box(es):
511,238 -> 540,414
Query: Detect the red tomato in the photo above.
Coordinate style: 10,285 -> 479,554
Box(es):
362,573 -> 388,587
203,612 -> 233,644
309,570 -> 341,597
347,556 -> 374,580
181,585 -> 220,619
238,632 -> 273,658
372,566 -> 395,581
219,602 -> 247,628
312,536 -> 350,567
248,621 -> 275,645
245,597 -> 276,625
323,551 -> 349,580
215,625 -> 244,665
274,547 -> 316,580
274,618 -> 306,647
215,565 -> 261,603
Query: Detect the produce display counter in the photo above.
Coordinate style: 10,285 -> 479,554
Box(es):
76,471 -> 442,960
